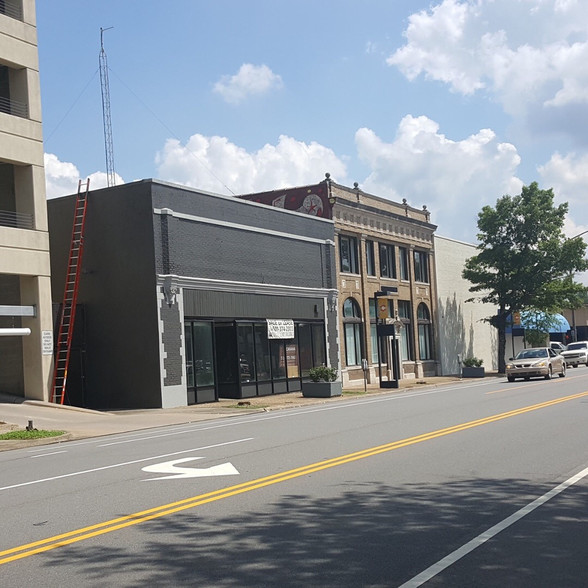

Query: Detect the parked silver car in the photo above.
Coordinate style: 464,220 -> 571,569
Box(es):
506,347 -> 566,382
560,341 -> 588,368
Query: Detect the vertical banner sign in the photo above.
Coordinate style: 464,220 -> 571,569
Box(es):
267,319 -> 295,340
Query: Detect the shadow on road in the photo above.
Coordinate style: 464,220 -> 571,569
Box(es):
40,476 -> 588,586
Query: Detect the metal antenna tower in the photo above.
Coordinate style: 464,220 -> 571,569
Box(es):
99,27 -> 116,187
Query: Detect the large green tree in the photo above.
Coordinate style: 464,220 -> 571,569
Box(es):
462,182 -> 588,372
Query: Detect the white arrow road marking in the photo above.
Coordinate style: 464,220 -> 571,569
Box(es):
142,457 -> 239,480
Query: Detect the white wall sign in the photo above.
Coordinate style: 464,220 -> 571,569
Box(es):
267,319 -> 295,340
42,330 -> 53,355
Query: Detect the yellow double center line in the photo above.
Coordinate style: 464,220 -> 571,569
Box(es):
2,390 -> 588,566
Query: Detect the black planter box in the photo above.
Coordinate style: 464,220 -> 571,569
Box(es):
302,381 -> 343,398
462,367 -> 485,378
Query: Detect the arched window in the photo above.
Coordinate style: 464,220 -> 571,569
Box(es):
417,303 -> 433,360
343,298 -> 363,366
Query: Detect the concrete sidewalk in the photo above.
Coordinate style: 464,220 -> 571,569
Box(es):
0,375 -> 474,451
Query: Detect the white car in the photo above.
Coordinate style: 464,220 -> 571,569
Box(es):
549,341 -> 567,353
560,341 -> 588,368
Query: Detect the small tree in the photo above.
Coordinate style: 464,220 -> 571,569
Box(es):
463,182 -> 588,372
522,310 -> 559,347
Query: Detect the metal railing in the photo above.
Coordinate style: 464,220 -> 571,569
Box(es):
0,95 -> 28,118
0,209 -> 33,229
0,2 -> 23,21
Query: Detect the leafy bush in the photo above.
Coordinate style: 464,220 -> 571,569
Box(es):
462,357 -> 483,368
309,366 -> 338,382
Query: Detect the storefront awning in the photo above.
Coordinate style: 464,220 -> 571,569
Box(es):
506,312 -> 570,334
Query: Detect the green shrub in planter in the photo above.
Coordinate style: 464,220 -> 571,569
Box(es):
304,366 -> 341,397
462,357 -> 483,368
462,357 -> 485,378
309,366 -> 338,382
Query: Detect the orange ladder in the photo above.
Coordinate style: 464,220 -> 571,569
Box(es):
50,179 -> 90,404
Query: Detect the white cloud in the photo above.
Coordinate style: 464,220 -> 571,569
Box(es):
44,153 -> 124,198
388,0 -> 588,117
538,151 -> 588,234
355,115 -> 522,242
213,64 -> 283,105
155,133 -> 347,194
44,153 -> 80,199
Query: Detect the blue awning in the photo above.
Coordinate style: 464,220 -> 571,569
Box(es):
506,312 -> 570,334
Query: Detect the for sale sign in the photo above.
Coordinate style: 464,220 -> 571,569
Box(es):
267,319 -> 295,340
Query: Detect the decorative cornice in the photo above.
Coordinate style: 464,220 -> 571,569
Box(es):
334,205 -> 435,245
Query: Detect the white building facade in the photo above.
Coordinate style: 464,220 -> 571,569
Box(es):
434,235 -> 497,374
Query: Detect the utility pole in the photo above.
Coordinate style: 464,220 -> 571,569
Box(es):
99,27 -> 116,187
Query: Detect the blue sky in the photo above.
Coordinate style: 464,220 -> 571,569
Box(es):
37,0 -> 588,245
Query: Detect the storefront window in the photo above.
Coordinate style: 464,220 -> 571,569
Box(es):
312,323 -> 326,366
193,321 -> 215,387
343,298 -> 363,367
286,341 -> 299,378
215,324 -> 237,385
298,323 -> 313,377
271,339 -> 287,379
237,324 -> 255,383
188,319 -> 326,397
184,323 -> 194,388
254,323 -> 271,381
417,303 -> 433,360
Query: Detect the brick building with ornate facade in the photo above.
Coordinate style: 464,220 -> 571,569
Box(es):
239,174 -> 438,386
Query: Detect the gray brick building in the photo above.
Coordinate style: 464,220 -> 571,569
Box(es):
48,179 -> 338,409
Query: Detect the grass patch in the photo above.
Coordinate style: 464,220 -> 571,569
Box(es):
0,430 -> 65,440
342,389 -> 368,396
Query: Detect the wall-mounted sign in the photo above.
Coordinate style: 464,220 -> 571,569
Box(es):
42,330 -> 53,355
267,319 -> 295,340
377,298 -> 389,320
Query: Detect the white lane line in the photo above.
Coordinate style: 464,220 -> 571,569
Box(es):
0,438 -> 253,492
400,464 -> 588,587
98,427 -> 221,447
30,451 -> 67,458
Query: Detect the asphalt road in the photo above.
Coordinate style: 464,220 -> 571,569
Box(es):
2,372 -> 588,587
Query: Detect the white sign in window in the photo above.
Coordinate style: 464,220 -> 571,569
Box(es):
267,319 -> 295,340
